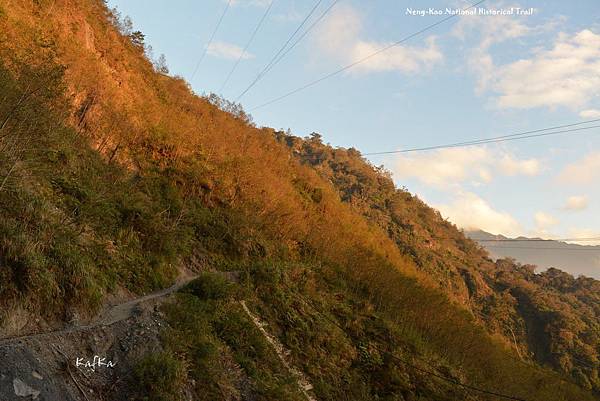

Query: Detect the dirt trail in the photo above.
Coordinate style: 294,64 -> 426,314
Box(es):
0,275 -> 196,348
0,274 -> 315,401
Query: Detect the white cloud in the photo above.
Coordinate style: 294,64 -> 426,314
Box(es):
393,146 -> 541,189
435,191 -> 522,236
490,30 -> 600,110
453,5 -> 543,50
206,41 -> 254,60
394,147 -> 489,188
566,228 -> 600,246
453,5 -> 560,93
564,195 -> 589,211
314,4 -> 443,75
455,6 -> 600,111
314,4 -> 362,57
558,151 -> 600,184
579,109 -> 600,118
350,36 -> 443,74
498,154 -> 540,176
534,211 -> 559,230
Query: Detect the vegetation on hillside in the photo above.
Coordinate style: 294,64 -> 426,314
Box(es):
0,0 -> 597,399
280,131 -> 600,392
0,60 -> 191,318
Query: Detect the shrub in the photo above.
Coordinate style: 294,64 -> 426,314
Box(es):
181,273 -> 234,301
132,352 -> 185,401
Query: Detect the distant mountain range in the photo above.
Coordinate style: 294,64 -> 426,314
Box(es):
467,230 -> 600,279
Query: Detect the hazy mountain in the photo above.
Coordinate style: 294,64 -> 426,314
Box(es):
467,230 -> 600,279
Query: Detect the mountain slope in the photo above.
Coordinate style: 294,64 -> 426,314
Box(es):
0,1 -> 596,400
281,133 -> 600,393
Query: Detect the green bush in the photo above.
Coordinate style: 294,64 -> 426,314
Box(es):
181,273 -> 234,301
132,352 -> 185,401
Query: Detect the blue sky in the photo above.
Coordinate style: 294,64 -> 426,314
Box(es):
108,0 -> 600,243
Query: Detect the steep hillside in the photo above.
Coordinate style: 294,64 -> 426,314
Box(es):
0,1 -> 597,400
281,133 -> 600,393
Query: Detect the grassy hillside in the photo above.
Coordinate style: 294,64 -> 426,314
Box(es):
0,1 -> 597,400
283,132 -> 600,393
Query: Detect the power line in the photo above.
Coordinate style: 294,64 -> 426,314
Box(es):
236,0 -> 325,101
258,0 -> 342,79
219,0 -> 276,93
278,282 -> 531,401
363,119 -> 600,155
441,118 -> 600,148
248,0 -> 486,111
190,0 -> 233,82
236,0 -> 323,100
